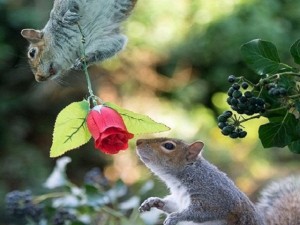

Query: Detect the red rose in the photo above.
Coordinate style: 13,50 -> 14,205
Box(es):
86,105 -> 134,154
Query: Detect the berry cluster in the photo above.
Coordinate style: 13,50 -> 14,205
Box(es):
217,75 -> 268,139
266,83 -> 288,97
52,208 -> 76,225
5,190 -> 43,222
227,75 -> 265,115
217,110 -> 247,138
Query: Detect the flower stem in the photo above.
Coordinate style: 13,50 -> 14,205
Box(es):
77,23 -> 98,107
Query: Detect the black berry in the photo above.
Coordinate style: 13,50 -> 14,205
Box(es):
5,190 -> 43,222
241,82 -> 249,89
229,132 -> 239,139
232,83 -> 240,90
228,75 -> 236,83
238,130 -> 247,138
217,115 -> 227,122
223,110 -> 233,118
233,90 -> 242,98
244,91 -> 252,98
52,208 -> 76,225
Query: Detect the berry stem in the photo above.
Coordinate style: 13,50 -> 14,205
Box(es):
238,114 -> 261,124
101,206 -> 124,218
264,106 -> 289,113
288,93 -> 300,99
279,63 -> 294,71
276,71 -> 300,78
257,85 -> 264,98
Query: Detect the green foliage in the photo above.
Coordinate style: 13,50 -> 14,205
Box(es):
50,101 -> 91,158
50,100 -> 170,158
219,38 -> 300,153
105,102 -> 170,135
258,113 -> 298,148
4,157 -> 150,225
158,0 -> 300,109
290,39 -> 300,65
240,39 -> 282,75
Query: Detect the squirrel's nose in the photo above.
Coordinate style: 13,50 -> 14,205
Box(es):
35,74 -> 47,82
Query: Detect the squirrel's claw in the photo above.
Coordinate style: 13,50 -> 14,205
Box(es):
139,197 -> 165,212
72,58 -> 85,71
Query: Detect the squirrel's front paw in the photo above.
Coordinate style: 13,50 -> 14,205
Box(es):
62,10 -> 80,24
72,58 -> 85,71
139,197 -> 165,212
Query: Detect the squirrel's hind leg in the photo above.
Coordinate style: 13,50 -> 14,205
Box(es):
164,208 -> 224,225
62,0 -> 86,25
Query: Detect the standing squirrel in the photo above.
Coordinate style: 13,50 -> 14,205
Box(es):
21,0 -> 137,82
136,138 -> 300,225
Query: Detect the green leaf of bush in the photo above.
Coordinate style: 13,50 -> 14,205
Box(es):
240,39 -> 281,75
258,113 -> 297,148
105,102 -> 170,135
259,122 -> 292,148
290,39 -> 300,65
288,140 -> 300,154
50,100 -> 91,158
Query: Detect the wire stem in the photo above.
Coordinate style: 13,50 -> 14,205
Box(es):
76,23 -> 98,107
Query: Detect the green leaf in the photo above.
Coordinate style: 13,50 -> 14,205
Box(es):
258,113 -> 297,148
85,184 -> 107,207
240,39 -> 281,75
290,39 -> 300,65
104,102 -> 170,135
288,140 -> 300,154
259,122 -> 292,148
295,100 -> 300,112
50,100 -> 91,158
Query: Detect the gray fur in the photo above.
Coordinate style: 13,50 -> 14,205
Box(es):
162,159 -> 264,225
23,0 -> 136,81
137,138 -> 265,225
256,176 -> 300,225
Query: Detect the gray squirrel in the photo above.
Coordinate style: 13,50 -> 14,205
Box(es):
20,0 -> 137,82
136,138 -> 300,225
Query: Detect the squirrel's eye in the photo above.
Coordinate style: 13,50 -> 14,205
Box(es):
163,142 -> 175,150
28,48 -> 37,58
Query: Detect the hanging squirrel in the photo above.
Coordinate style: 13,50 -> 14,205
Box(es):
21,0 -> 137,82
136,138 -> 300,225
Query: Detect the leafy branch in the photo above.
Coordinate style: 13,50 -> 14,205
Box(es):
218,38 -> 300,153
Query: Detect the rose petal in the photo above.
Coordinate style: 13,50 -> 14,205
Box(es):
95,127 -> 132,154
100,127 -> 134,140
94,107 -> 127,133
86,106 -> 134,155
86,110 -> 101,139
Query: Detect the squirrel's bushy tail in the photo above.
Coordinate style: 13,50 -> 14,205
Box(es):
256,176 -> 300,225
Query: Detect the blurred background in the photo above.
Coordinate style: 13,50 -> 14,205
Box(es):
1,0 -> 300,223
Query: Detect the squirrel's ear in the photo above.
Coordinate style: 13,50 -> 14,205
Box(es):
187,141 -> 204,162
21,29 -> 43,43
